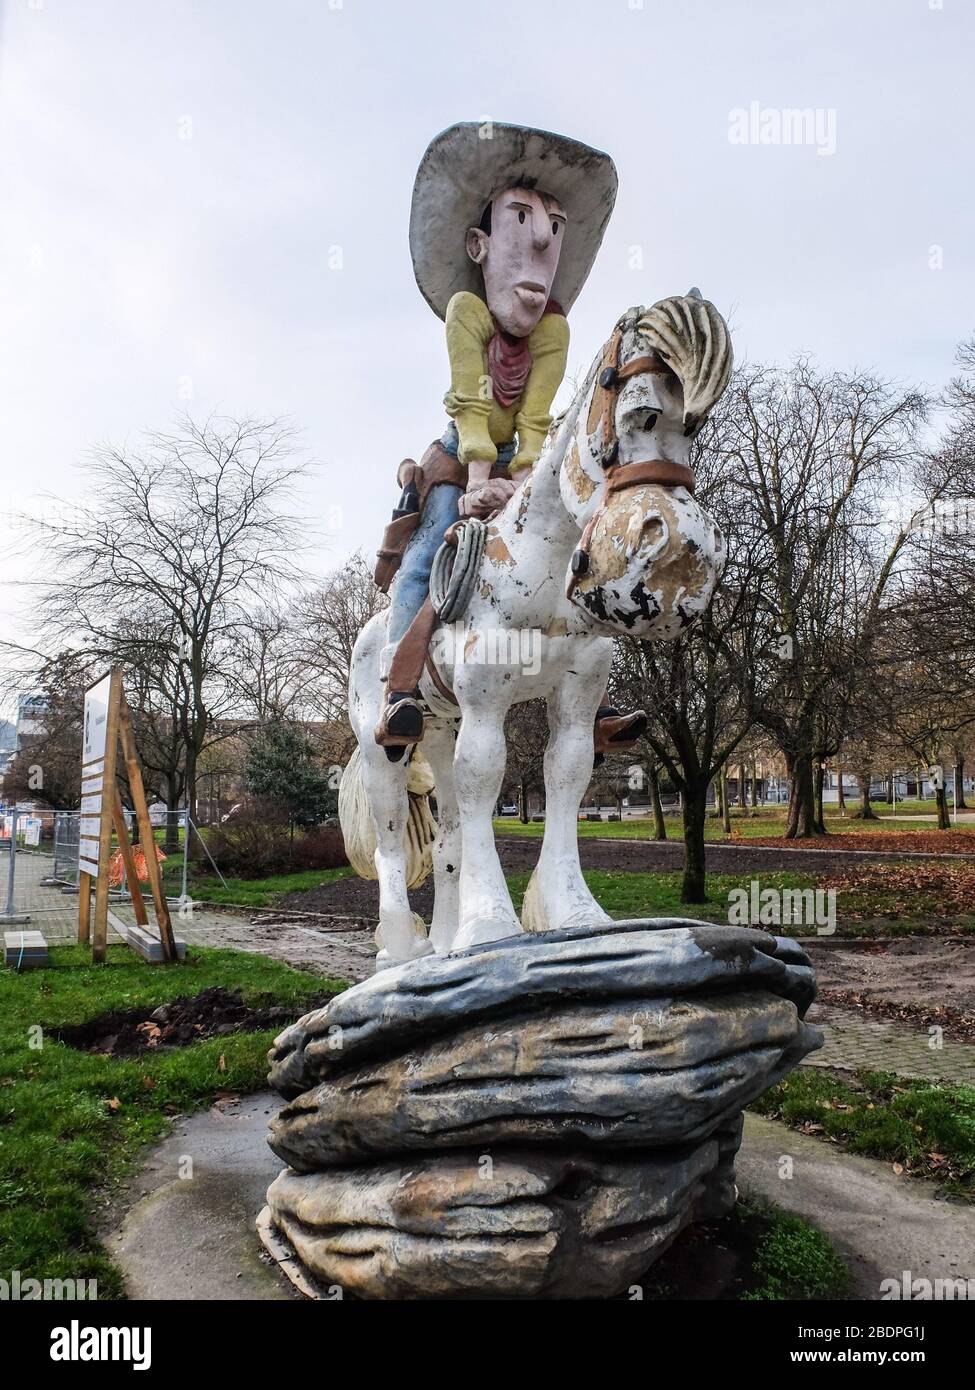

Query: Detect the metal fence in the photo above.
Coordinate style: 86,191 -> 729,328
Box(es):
52,811 -> 81,887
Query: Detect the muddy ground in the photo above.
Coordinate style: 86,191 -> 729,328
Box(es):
804,936 -> 975,1022
256,835 -> 975,1011
278,834 -> 934,919
55,986 -> 335,1056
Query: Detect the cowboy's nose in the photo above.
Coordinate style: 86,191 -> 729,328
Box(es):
531,213 -> 552,251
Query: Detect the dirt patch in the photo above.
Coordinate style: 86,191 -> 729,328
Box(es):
805,936 -> 975,1023
744,831 -> 975,855
55,986 -> 334,1057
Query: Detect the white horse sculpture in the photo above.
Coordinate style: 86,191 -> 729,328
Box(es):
341,293 -> 732,968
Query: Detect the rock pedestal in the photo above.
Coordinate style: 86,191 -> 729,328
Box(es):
260,920 -> 821,1299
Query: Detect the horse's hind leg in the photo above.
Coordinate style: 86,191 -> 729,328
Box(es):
422,721 -> 461,954
356,739 -> 433,966
348,616 -> 432,968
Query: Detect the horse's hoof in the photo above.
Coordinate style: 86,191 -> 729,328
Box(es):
450,919 -> 524,953
374,940 -> 434,973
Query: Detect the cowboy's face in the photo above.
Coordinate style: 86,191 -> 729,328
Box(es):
466,186 -> 566,337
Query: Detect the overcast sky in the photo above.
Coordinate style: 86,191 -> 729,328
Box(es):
1,0 -> 973,714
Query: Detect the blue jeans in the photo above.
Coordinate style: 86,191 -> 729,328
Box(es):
387,482 -> 463,645
387,426 -> 518,647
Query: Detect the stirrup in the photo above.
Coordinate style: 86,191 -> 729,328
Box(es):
375,695 -> 425,759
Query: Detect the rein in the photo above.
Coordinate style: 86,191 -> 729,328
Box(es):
567,330 -> 696,598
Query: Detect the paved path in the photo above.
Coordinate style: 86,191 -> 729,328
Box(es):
105,1095 -> 975,1301
738,1113 -> 975,1299
806,1002 -> 975,1086
104,1093 -> 291,1300
10,851 -> 377,981
15,851 -> 975,1081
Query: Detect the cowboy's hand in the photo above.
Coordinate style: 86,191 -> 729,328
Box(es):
458,476 -> 516,519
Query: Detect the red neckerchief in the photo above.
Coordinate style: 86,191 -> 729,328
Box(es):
486,299 -> 564,407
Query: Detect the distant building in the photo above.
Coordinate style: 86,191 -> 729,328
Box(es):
15,694 -> 48,743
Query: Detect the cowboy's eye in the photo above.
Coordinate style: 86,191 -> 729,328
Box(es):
518,210 -> 526,224
552,221 -> 560,235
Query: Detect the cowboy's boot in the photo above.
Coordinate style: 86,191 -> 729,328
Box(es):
374,598 -> 440,761
593,704 -> 648,766
375,689 -> 425,762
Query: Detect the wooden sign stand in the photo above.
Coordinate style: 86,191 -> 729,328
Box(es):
78,668 -> 178,965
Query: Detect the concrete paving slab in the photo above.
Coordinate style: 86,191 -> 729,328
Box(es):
105,1093 -> 293,1300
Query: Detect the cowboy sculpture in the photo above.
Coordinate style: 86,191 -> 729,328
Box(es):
345,122 -> 732,967
373,122 -> 646,759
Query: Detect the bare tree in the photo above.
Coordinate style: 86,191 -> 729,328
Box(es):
292,552 -> 387,733
23,415 -> 310,822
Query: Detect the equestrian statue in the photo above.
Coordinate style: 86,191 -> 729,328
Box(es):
339,122 -> 732,968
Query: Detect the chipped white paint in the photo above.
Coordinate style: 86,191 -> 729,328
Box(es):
346,296 -> 732,967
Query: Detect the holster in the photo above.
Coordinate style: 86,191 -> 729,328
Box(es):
373,440 -> 511,592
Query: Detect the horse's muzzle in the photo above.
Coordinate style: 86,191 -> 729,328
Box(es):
565,485 -> 725,639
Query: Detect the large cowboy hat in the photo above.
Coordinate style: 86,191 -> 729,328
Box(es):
409,121 -> 618,320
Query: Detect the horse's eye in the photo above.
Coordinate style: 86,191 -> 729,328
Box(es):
552,221 -> 559,235
518,210 -> 526,224
644,413 -> 658,431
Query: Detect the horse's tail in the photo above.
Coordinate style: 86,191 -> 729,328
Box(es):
338,746 -> 437,889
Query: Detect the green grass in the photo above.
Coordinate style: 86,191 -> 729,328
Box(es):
752,1069 -> 975,1197
159,849 -> 355,909
505,868 -> 820,922
741,1201 -> 851,1301
642,1195 -> 850,1300
0,944 -> 344,1295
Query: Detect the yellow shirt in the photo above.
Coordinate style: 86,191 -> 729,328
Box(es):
443,290 -> 569,473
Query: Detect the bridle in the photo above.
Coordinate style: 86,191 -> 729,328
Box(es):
567,327 -> 696,598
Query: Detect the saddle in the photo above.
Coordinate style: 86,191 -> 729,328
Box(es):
373,440 -> 511,593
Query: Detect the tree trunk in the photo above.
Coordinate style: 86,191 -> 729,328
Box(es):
738,762 -> 750,817
935,786 -> 951,830
857,766 -> 878,819
720,765 -> 731,834
185,742 -> 199,823
836,765 -> 846,812
711,774 -> 723,820
751,760 -> 760,809
681,783 -> 708,903
885,774 -> 893,805
785,752 -> 822,838
955,759 -> 968,809
164,780 -> 181,853
519,778 -> 529,824
648,763 -> 667,841
813,762 -> 826,834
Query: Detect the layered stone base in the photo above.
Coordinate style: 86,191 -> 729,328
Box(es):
262,921 -> 820,1300
263,1119 -> 742,1300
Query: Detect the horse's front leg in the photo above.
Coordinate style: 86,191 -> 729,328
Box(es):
449,671 -> 522,952
528,644 -> 613,933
